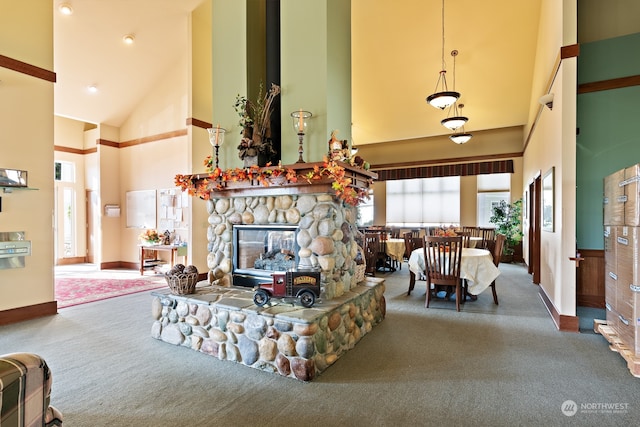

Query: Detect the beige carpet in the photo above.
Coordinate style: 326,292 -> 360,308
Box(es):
1,262 -> 636,426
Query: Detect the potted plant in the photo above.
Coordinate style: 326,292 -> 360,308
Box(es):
234,83 -> 280,167
489,198 -> 523,262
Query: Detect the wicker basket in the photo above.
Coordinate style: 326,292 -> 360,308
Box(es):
354,244 -> 366,283
165,272 -> 198,295
354,264 -> 366,283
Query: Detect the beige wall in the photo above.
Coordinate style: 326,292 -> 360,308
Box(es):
0,1 -> 55,311
522,0 -> 577,316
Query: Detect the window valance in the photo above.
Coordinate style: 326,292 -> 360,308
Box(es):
373,160 -> 514,181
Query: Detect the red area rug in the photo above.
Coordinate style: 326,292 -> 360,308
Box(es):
55,277 -> 167,308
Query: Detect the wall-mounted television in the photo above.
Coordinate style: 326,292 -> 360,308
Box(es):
0,168 -> 28,187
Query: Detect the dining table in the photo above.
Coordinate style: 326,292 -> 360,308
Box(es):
407,247 -> 500,296
384,238 -> 406,265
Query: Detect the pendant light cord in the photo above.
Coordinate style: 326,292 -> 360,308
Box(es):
440,0 -> 446,72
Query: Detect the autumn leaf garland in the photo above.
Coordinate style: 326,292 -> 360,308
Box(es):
174,156 -> 371,206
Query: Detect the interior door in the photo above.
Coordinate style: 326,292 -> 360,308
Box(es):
528,176 -> 541,284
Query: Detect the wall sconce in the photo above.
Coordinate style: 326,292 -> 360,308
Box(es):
539,93 -> 554,110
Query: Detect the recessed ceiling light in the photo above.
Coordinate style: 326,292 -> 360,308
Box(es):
59,3 -> 73,15
87,85 -> 98,93
122,34 -> 135,45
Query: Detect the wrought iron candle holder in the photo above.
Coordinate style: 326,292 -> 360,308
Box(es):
290,110 -> 312,163
207,125 -> 226,170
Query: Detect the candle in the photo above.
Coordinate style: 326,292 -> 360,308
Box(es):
215,124 -> 220,145
298,110 -> 304,133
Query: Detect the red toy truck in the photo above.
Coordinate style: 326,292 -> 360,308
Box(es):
253,270 -> 321,308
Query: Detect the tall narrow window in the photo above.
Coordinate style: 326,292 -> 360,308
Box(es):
63,187 -> 75,257
54,161 -> 75,182
357,190 -> 374,227
477,173 -> 510,227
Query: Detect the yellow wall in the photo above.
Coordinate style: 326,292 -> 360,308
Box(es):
0,1 -> 55,311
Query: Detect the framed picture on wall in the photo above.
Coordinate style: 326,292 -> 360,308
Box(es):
542,167 -> 554,232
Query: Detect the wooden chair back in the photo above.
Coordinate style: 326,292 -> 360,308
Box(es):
456,231 -> 471,248
403,232 -> 413,259
363,233 -> 379,276
491,233 -> 506,266
480,227 -> 496,249
462,226 -> 482,237
423,235 -> 464,311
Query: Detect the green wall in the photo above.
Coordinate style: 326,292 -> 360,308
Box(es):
576,32 -> 640,249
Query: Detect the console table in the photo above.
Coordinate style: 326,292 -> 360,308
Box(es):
139,244 -> 187,275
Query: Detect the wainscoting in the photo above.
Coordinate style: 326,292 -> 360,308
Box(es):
576,249 -> 604,308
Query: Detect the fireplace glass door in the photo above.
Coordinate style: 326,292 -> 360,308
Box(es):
233,225 -> 298,287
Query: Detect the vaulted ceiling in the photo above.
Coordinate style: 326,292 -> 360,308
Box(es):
53,0 -> 542,146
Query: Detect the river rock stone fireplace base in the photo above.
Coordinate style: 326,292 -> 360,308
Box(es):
159,162 -> 382,380
151,277 -> 385,381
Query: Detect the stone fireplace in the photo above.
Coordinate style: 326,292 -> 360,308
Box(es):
151,161 -> 385,381
232,224 -> 299,287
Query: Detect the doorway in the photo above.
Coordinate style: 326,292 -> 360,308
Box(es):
528,174 -> 541,284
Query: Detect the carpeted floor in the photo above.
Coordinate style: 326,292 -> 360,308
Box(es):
55,277 -> 166,308
55,264 -> 166,308
2,262 -> 636,426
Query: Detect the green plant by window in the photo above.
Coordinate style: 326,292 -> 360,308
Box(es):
489,198 -> 523,255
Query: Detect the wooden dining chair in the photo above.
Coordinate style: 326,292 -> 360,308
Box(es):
456,231 -> 471,248
376,231 -> 395,272
423,235 -> 464,311
478,233 -> 506,304
486,233 -> 506,304
363,233 -> 379,277
480,227 -> 496,249
462,226 -> 481,237
403,231 -> 414,261
389,227 -> 401,238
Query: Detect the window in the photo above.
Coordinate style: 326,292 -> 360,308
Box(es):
54,161 -> 75,182
357,190 -> 374,227
386,177 -> 460,227
477,173 -> 510,227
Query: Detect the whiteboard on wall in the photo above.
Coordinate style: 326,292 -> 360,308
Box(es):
126,190 -> 156,229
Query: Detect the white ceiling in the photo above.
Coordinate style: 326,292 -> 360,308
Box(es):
53,0 -> 543,145
53,0 -> 203,127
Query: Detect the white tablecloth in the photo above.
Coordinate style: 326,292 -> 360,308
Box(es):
408,247 -> 500,295
468,236 -> 482,248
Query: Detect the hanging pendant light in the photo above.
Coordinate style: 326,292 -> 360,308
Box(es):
441,106 -> 468,130
441,51 -> 468,130
449,104 -> 472,144
450,131 -> 472,144
426,0 -> 460,110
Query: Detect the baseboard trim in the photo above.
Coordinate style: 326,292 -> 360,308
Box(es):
538,286 -> 579,333
56,256 -> 86,265
119,261 -> 139,270
0,301 -> 58,326
100,261 -> 137,270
